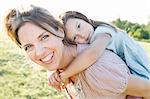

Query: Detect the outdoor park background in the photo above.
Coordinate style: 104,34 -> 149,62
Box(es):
0,0 -> 150,98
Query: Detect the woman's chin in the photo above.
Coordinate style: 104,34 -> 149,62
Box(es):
47,66 -> 59,71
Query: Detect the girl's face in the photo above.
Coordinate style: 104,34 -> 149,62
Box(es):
65,18 -> 94,44
18,22 -> 65,71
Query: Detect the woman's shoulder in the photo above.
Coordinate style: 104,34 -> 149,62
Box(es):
78,50 -> 130,94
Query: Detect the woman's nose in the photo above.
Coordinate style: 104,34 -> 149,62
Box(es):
35,44 -> 45,58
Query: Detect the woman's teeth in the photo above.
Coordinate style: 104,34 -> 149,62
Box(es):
41,53 -> 53,63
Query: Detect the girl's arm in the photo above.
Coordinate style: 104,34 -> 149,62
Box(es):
124,74 -> 150,98
60,33 -> 111,80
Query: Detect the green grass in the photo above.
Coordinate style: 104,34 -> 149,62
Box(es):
0,40 -> 150,99
0,40 -> 67,99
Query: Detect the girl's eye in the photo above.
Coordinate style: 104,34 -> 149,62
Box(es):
73,36 -> 77,42
41,35 -> 49,41
73,35 -> 79,43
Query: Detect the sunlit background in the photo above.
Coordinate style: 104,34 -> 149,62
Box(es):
0,0 -> 150,99
1,0 -> 150,40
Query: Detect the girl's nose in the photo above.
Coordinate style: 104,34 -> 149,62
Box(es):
76,37 -> 87,43
75,34 -> 87,44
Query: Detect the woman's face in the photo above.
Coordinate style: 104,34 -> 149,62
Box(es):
18,22 -> 64,71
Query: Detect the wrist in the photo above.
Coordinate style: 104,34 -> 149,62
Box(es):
60,72 -> 69,81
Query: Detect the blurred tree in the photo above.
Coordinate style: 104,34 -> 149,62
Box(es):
112,18 -> 150,40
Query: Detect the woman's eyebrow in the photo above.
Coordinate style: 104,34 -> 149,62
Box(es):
23,44 -> 31,49
38,31 -> 47,39
22,31 -> 47,48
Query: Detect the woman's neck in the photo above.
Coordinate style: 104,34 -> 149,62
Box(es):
59,44 -> 77,69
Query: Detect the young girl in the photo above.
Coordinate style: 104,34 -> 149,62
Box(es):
52,11 -> 150,80
48,11 -> 150,98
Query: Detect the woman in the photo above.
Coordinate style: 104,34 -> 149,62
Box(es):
4,5 -> 150,99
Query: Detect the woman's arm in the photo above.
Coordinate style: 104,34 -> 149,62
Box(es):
124,74 -> 150,98
60,33 -> 111,80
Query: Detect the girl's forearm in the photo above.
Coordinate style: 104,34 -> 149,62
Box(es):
60,33 -> 111,80
60,48 -> 99,80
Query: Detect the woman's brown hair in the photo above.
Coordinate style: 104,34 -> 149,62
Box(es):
4,5 -> 66,47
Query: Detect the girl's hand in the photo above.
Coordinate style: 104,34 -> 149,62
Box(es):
59,69 -> 76,88
59,72 -> 70,89
48,71 -> 62,90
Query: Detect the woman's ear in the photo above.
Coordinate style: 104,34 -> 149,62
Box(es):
58,27 -> 65,38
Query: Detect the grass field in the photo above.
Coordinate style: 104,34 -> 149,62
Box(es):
0,40 -> 150,99
0,40 -> 67,99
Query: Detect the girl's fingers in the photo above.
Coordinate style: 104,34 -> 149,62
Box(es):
54,85 -> 63,91
48,73 -> 59,86
58,69 -> 65,73
51,73 -> 60,86
54,72 -> 61,82
48,76 -> 54,86
48,71 -> 67,90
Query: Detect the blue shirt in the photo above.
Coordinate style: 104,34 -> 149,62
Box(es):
90,25 -> 150,79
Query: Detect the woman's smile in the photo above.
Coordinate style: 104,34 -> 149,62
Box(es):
40,52 -> 54,64
18,22 -> 65,70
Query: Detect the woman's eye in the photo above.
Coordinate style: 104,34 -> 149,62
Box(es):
42,35 -> 49,40
24,45 -> 32,51
77,24 -> 80,29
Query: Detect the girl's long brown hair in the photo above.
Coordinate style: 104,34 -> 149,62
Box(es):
59,11 -> 117,30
